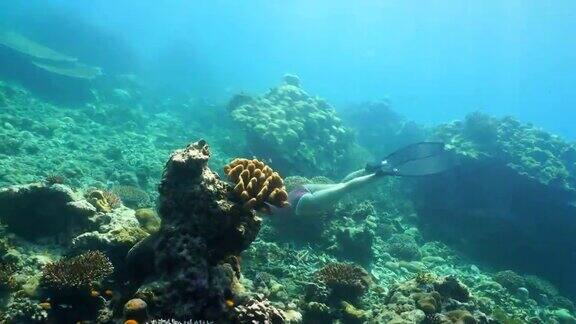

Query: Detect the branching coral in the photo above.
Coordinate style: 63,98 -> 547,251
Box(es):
41,250 -> 114,290
224,158 -> 289,211
0,261 -> 17,290
86,189 -> 122,213
315,262 -> 371,302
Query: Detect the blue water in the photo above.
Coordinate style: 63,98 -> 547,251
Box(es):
2,0 -> 575,137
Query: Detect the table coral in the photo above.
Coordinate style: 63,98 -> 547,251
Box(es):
228,76 -> 355,177
224,158 -> 289,211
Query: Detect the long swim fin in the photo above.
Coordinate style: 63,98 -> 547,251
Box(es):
367,142 -> 457,177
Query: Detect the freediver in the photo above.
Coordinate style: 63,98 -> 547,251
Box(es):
269,142 -> 456,217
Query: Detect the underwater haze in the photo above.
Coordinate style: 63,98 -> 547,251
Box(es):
3,0 -> 576,137
1,1 -> 576,323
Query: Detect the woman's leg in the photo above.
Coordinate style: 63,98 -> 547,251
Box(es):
303,184 -> 336,192
340,168 -> 369,182
296,173 -> 380,216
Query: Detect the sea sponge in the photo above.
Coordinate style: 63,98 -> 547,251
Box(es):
124,298 -> 148,322
41,250 -> 114,290
224,158 -> 289,211
315,262 -> 372,302
134,208 -> 161,234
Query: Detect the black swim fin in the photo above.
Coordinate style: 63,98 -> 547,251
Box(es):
367,142 -> 456,177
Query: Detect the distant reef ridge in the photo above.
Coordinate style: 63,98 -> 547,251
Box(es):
0,29 -> 101,79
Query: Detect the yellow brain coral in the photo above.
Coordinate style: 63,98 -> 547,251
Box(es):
224,158 -> 289,211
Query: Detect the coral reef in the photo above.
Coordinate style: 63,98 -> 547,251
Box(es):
493,270 -> 525,292
71,205 -> 148,258
386,233 -> 422,261
0,291 -> 48,323
228,76 -> 356,177
224,158 -> 289,211
232,295 -> 285,324
41,250 -> 113,290
313,262 -> 371,304
438,112 -> 575,189
416,112 -> 576,299
0,261 -> 17,291
113,184 -> 151,209
86,188 -> 122,213
129,140 -> 262,321
0,74 -> 574,324
372,275 -> 483,323
0,183 -> 93,240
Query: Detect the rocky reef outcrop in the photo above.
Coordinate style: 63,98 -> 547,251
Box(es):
0,182 -> 146,255
0,182 -> 146,323
228,75 -> 358,177
414,112 -> 576,298
129,140 -> 262,321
